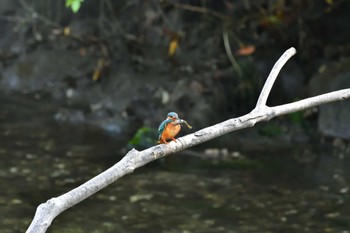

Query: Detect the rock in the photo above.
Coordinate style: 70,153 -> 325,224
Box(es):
1,49 -> 94,93
309,58 -> 350,139
54,108 -> 85,123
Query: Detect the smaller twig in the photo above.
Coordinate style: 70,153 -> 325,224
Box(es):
98,0 -> 143,43
222,30 -> 243,77
272,89 -> 350,116
18,0 -> 59,27
152,0 -> 174,30
168,1 -> 229,20
255,47 -> 297,109
0,15 -> 22,22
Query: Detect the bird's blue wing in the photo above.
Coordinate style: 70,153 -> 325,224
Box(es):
158,119 -> 172,140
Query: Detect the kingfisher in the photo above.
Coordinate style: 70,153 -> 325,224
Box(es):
158,112 -> 181,144
157,112 -> 192,144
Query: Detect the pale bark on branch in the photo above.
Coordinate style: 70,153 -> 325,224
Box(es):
26,47 -> 350,233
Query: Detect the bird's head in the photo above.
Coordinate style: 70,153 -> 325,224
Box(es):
167,112 -> 179,121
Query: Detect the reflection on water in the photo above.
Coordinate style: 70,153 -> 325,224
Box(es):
1,93 -> 350,233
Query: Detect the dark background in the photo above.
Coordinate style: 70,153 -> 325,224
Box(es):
1,1 -> 350,232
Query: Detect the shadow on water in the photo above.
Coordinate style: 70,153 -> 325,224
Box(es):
1,93 -> 350,233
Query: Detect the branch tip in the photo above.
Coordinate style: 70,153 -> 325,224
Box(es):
255,47 -> 297,109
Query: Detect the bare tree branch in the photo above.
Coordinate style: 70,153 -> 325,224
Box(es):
165,1 -> 230,20
222,29 -> 243,77
25,47 -> 350,233
255,47 -> 297,109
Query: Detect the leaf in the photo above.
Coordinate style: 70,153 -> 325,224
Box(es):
168,38 -> 179,57
71,1 -> 81,13
92,59 -> 109,81
65,0 -> 84,13
236,45 -> 256,56
63,27 -> 70,36
260,15 -> 283,28
65,0 -> 73,7
127,127 -> 156,149
92,69 -> 101,82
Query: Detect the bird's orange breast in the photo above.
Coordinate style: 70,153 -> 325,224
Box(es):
162,123 -> 181,140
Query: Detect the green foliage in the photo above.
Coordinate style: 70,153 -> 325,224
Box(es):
127,127 -> 157,150
288,111 -> 311,131
289,111 -> 304,124
231,61 -> 261,112
65,0 -> 84,13
258,124 -> 284,137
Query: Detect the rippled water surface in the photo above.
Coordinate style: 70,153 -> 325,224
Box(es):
1,93 -> 350,233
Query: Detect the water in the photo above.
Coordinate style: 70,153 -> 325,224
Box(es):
1,93 -> 350,233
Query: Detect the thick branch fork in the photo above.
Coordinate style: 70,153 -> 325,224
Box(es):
26,47 -> 350,233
